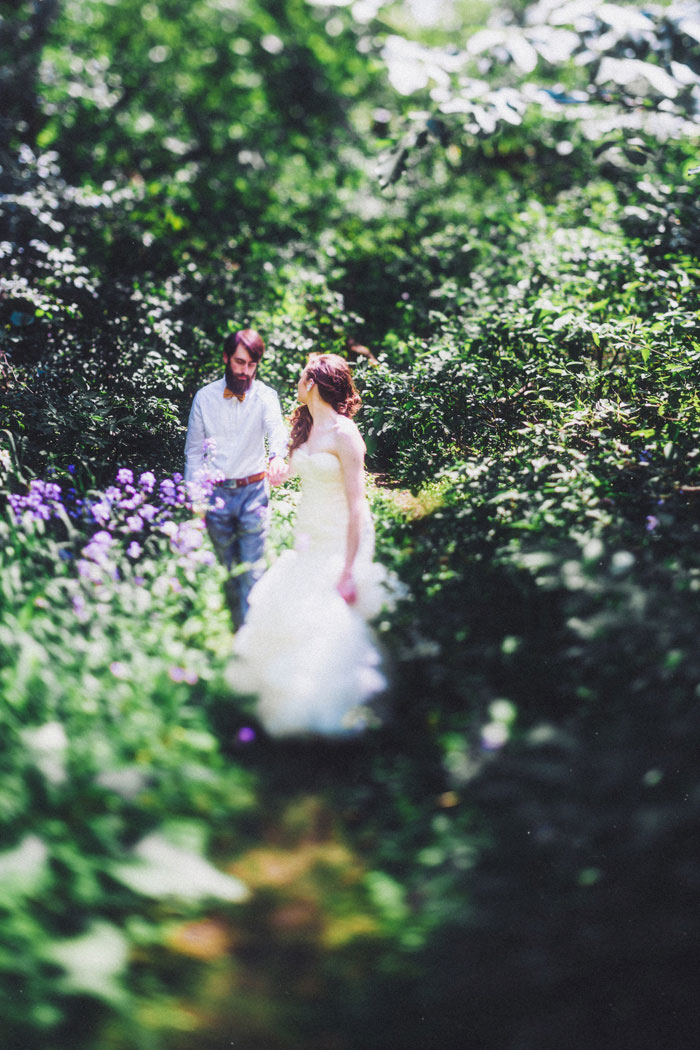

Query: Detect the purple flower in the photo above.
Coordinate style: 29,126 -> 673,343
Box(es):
7,495 -> 23,519
67,464 -> 76,475
127,541 -> 142,559
169,666 -> 198,685
105,486 -> 121,502
77,559 -> 102,583
236,727 -> 256,744
645,515 -> 659,532
119,494 -> 143,512
140,503 -> 158,522
159,478 -> 184,507
82,530 -> 113,563
116,468 -> 133,486
91,500 -> 111,526
9,479 -> 65,523
126,514 -> 143,532
192,549 -> 215,567
174,528 -> 203,554
139,471 -> 156,493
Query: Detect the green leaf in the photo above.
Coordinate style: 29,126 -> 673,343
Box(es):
365,871 -> 409,924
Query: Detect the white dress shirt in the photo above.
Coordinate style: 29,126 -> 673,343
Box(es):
184,377 -> 288,484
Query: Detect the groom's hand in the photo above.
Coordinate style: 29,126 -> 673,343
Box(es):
267,456 -> 287,486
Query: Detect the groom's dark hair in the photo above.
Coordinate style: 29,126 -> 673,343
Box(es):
223,328 -> 265,363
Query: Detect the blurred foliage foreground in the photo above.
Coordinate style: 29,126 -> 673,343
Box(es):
3,1 -> 700,1049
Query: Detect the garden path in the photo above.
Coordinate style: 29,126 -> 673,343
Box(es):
156,486 -> 424,1049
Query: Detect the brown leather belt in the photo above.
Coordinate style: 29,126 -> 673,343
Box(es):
217,471 -> 267,489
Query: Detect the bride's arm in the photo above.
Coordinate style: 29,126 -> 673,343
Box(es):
336,425 -> 366,604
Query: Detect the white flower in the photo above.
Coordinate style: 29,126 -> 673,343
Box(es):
111,833 -> 249,902
0,834 -> 49,893
22,722 -> 69,785
481,722 -> 510,751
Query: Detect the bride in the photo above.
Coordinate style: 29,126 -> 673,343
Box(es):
228,353 -> 394,738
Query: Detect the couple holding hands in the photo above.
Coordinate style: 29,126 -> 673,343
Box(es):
184,328 -> 392,739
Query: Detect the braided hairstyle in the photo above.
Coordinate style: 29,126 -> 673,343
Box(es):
288,353 -> 362,455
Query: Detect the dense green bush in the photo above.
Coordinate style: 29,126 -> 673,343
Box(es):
0,457 -> 260,1048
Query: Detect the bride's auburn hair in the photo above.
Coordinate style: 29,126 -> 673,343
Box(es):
288,353 -> 362,455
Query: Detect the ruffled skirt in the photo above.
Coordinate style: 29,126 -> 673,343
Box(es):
228,543 -> 393,738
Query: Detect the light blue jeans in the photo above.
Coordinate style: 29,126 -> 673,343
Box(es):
205,480 -> 269,627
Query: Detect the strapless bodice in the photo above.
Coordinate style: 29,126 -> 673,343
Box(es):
293,447 -> 344,489
292,447 -> 373,559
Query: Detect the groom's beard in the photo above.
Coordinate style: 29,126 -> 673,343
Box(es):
225,367 -> 254,395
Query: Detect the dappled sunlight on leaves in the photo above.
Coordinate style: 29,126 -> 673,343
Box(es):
2,0 -> 700,1046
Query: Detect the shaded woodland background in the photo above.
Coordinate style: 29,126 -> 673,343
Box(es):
2,1 -> 700,1048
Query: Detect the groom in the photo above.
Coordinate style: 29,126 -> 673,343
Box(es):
184,328 -> 287,627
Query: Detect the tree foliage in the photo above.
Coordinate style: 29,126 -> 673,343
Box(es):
3,1 -> 700,1049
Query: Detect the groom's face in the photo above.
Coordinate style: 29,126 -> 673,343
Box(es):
224,343 -> 257,393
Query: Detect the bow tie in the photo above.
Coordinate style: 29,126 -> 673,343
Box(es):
224,388 -> 246,402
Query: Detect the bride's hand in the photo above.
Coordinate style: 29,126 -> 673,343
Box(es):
267,456 -> 288,486
337,570 -> 357,605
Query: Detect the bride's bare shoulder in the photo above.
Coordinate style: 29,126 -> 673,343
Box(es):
334,416 -> 366,455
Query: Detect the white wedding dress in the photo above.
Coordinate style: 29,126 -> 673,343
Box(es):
228,447 -> 394,737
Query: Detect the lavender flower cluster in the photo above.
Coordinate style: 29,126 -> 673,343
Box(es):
8,479 -> 64,522
9,468 -> 187,528
87,468 -> 188,537
7,466 -> 218,577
